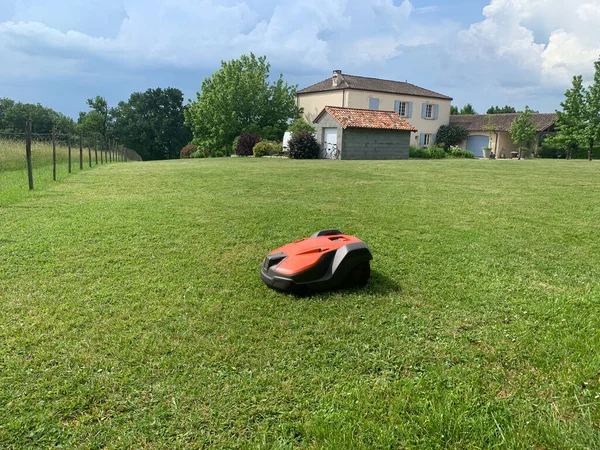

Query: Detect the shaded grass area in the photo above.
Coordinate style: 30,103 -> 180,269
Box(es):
0,158 -> 599,448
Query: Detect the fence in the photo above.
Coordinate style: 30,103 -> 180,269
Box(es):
0,121 -> 142,206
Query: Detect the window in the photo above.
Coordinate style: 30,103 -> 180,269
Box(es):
425,104 -> 433,119
423,134 -> 432,146
397,102 -> 407,116
369,98 -> 380,110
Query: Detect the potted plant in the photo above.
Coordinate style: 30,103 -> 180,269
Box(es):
482,146 -> 492,158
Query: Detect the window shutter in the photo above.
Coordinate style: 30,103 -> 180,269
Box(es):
407,102 -> 413,118
434,104 -> 439,120
432,133 -> 437,145
394,100 -> 400,114
419,133 -> 425,147
369,98 -> 380,110
421,103 -> 427,119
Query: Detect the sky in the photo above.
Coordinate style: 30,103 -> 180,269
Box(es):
1,0 -> 599,118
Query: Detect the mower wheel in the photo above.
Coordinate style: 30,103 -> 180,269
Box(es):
347,261 -> 370,287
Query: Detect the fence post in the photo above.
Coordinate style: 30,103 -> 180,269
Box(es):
25,121 -> 34,190
95,137 -> 98,165
68,134 -> 72,173
79,132 -> 83,170
52,126 -> 57,181
88,135 -> 92,167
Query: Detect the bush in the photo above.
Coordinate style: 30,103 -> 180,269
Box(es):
214,150 -> 225,158
253,141 -> 274,157
180,144 -> 197,159
448,146 -> 475,158
231,136 -> 239,154
409,145 -> 447,159
190,150 -> 205,158
287,118 -> 315,134
235,132 -> 261,156
435,125 -> 469,150
288,132 -> 320,159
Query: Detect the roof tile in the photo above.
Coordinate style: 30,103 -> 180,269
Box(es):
449,113 -> 557,132
316,106 -> 418,132
298,73 -> 452,100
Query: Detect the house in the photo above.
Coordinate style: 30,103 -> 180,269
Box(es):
297,70 -> 453,148
450,113 -> 557,158
313,106 -> 417,160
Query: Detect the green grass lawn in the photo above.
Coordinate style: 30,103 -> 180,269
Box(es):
1,158 -> 599,448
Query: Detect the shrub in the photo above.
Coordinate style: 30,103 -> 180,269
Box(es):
448,146 -> 475,158
214,150 -> 225,158
288,132 -> 320,159
253,141 -> 273,157
435,125 -> 469,150
409,145 -> 447,159
287,118 -> 315,134
180,144 -> 197,159
235,132 -> 260,156
231,136 -> 239,154
190,150 -> 205,158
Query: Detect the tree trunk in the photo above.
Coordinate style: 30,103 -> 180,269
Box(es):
518,148 -> 522,160
589,142 -> 593,161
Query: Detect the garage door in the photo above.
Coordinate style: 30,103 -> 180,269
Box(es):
466,135 -> 489,158
321,128 -> 338,159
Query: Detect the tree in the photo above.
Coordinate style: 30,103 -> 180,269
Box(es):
435,125 -> 469,150
584,57 -> 600,161
509,106 -> 538,159
450,105 -> 459,115
78,96 -> 112,145
553,75 -> 587,159
287,118 -> 315,134
112,88 -> 191,160
487,105 -> 516,114
3,101 -> 74,134
460,104 -> 477,115
185,53 -> 300,152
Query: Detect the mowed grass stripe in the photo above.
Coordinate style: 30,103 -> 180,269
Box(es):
0,159 -> 599,448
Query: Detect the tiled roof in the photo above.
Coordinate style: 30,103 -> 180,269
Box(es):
315,106 -> 418,132
298,73 -> 452,100
449,113 -> 557,132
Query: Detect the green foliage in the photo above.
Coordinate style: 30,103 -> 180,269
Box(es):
585,58 -> 600,158
435,125 -> 469,150
190,149 -> 206,158
554,76 -> 587,158
287,118 -> 315,134
252,141 -> 280,157
0,98 -> 75,134
448,146 -> 475,158
510,106 -> 538,158
460,104 -> 477,115
231,136 -> 240,154
450,105 -> 459,115
288,131 -> 320,159
185,53 -> 300,151
409,145 -> 446,159
78,96 -> 112,144
112,88 -> 191,161
486,105 -> 517,114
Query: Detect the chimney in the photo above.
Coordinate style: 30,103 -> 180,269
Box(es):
332,70 -> 342,87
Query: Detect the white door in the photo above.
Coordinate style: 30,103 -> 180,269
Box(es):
321,128 -> 338,159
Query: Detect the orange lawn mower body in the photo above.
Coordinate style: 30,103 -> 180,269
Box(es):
260,230 -> 373,294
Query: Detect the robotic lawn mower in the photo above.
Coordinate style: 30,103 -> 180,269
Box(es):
260,230 -> 373,294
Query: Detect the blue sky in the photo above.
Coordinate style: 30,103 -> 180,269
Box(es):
1,0 -> 599,118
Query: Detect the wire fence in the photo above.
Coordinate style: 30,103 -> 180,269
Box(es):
0,121 -> 141,206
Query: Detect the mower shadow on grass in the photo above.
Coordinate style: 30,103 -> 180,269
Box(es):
288,270 -> 401,299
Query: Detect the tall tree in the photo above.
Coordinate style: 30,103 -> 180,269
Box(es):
450,105 -> 459,115
0,98 -> 15,131
554,75 -> 587,159
185,53 -> 300,151
584,57 -> 600,161
113,88 -> 191,160
487,105 -> 516,114
510,106 -> 538,159
460,103 -> 477,115
3,101 -> 74,134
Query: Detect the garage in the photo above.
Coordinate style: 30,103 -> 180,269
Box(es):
313,106 -> 417,160
466,135 -> 489,158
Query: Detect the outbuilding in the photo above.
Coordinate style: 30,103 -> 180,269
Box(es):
313,106 -> 417,160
